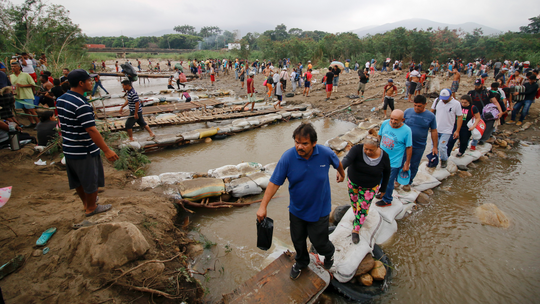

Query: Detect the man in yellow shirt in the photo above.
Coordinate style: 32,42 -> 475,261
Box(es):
10,62 -> 39,126
345,61 -> 350,73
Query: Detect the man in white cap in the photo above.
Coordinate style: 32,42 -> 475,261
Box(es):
431,89 -> 462,168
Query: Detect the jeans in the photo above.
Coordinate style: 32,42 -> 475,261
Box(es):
512,99 -> 533,122
289,213 -> 334,269
381,66 -> 387,72
438,133 -> 452,161
406,146 -> 426,185
382,167 -> 401,203
292,80 -> 297,92
92,81 -> 108,96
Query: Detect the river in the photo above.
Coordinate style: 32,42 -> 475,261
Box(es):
140,113 -> 540,303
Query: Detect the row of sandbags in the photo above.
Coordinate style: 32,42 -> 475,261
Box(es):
140,161 -> 278,200
324,120 -> 382,151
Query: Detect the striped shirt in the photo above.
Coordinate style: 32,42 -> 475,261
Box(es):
127,88 -> 142,113
56,90 -> 99,159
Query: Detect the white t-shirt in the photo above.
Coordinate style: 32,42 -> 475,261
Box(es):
431,98 -> 463,134
20,59 -> 35,74
290,71 -> 296,81
365,62 -> 370,68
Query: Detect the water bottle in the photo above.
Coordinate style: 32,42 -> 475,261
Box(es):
9,130 -> 20,151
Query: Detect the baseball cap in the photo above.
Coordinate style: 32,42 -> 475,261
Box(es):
481,73 -> 488,78
426,152 -> 439,168
388,79 -> 393,83
282,68 -> 287,70
68,69 -> 97,87
308,60 -> 311,63
439,89 -> 451,100
474,79 -> 482,86
397,169 -> 410,185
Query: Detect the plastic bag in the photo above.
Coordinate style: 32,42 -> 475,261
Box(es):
257,217 -> 274,250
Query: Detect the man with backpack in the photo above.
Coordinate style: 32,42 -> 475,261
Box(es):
509,74 -> 539,126
431,89 -> 462,168
357,68 -> 369,97
467,79 -> 503,144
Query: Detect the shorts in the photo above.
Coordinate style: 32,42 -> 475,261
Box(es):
248,94 -> 256,102
383,97 -> 395,110
409,82 -> 417,95
358,82 -> 366,92
277,95 -> 282,101
304,81 -> 311,88
451,81 -> 459,93
125,111 -> 147,129
65,154 -> 105,194
326,84 -> 333,92
415,82 -> 422,91
240,75 -> 245,82
210,74 -> 215,82
15,99 -> 35,109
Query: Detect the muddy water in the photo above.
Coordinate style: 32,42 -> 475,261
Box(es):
145,118 -> 540,304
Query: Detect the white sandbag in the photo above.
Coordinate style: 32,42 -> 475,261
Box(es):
181,130 -> 200,141
263,162 -> 277,174
302,111 -> 313,118
412,167 -> 441,192
140,91 -> 155,96
140,175 -> 161,189
476,143 -> 492,154
226,177 -> 263,197
231,125 -> 244,132
358,121 -> 380,130
291,112 -> 303,118
237,162 -> 263,175
246,118 -> 260,126
248,172 -> 271,189
462,149 -> 483,161
119,141 -> 142,150
110,94 -> 123,98
395,200 -> 416,220
208,165 -> 241,179
393,188 -> 421,204
232,119 -> 249,127
280,111 -> 292,118
371,198 -> 403,223
158,172 -> 194,185
323,207 -> 381,283
155,135 -> 178,145
375,215 -> 398,244
325,137 -> 348,151
217,125 -> 232,134
448,154 -> 474,168
166,97 -> 181,102
446,159 -> 458,173
419,162 -> 450,181
340,127 -> 368,144
191,95 -> 200,100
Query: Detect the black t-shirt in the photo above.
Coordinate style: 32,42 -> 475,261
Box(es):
333,67 -> 341,76
51,86 -> 64,99
342,144 -> 391,190
325,72 -> 334,84
461,104 -> 479,125
359,72 -> 369,84
36,120 -> 57,146
467,89 -> 490,113
60,76 -> 68,83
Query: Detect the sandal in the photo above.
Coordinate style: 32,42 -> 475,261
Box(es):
36,227 -> 57,246
85,204 -> 112,217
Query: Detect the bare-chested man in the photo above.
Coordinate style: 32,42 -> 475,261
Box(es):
450,69 -> 461,98
382,79 -> 397,118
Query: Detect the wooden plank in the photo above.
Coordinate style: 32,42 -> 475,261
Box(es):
221,252 -> 328,304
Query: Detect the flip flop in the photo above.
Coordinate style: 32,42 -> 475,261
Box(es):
36,227 -> 57,246
85,204 -> 112,217
72,220 -> 95,229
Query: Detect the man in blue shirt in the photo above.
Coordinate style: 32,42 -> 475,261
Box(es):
56,69 -> 119,217
403,95 -> 438,190
257,123 -> 345,280
377,110 -> 412,207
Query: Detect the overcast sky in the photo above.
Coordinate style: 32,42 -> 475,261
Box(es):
13,0 -> 540,37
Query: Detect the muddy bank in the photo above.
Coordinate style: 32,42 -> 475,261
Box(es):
0,146 -> 203,303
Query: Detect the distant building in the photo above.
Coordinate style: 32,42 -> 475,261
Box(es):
228,43 -> 249,50
86,44 -> 106,49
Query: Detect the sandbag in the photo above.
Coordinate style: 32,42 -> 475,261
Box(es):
448,154 -> 474,168
375,216 -> 397,245
197,128 -> 218,138
208,165 -> 241,179
217,126 -> 232,134
340,127 -> 368,144
263,162 -> 277,174
231,125 -> 244,132
302,111 -> 313,118
412,164 -> 441,192
371,198 -> 403,223
393,188 -> 420,204
165,97 -> 181,102
291,112 -> 303,118
232,119 -> 249,127
121,63 -> 137,78
181,130 -> 200,141
280,111 -> 292,118
237,162 -> 262,176
358,121 -> 380,130
249,172 -> 271,189
246,118 -> 260,126
155,135 -> 179,145
226,177 -> 263,197
156,113 -> 176,121
325,137 -> 348,151
419,162 -> 450,181
178,178 -> 225,201
140,175 -> 161,190
395,200 -> 416,220
324,207 -> 381,282
158,172 -> 193,185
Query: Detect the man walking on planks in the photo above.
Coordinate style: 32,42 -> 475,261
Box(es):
119,79 -> 155,141
257,123 -> 345,280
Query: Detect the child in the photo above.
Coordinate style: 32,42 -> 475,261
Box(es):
274,79 -> 284,109
181,90 -> 191,102
168,76 -> 175,89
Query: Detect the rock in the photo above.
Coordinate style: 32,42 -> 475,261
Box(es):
330,205 -> 351,225
475,203 -> 510,228
131,261 -> 165,278
495,151 -> 507,159
187,243 -> 204,257
497,140 -> 508,148
422,189 -> 434,196
478,156 -> 489,162
204,137 -> 212,143
506,139 -> 515,145
370,260 -> 386,280
506,145 -> 512,150
416,192 -> 430,206
355,254 -> 375,277
457,171 -> 472,178
32,249 -> 42,257
456,164 -> 468,171
441,186 -> 452,192
359,273 -> 373,286
61,222 -> 150,274
467,162 -> 478,169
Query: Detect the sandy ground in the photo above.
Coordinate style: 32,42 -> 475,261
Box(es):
1,59 -> 538,303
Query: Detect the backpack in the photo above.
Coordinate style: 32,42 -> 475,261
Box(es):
482,103 -> 500,121
295,73 -> 300,81
267,76 -> 274,85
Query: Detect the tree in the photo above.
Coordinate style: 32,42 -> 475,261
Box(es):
289,28 -> 303,37
520,15 -> 540,34
174,25 -> 196,35
272,24 -> 289,41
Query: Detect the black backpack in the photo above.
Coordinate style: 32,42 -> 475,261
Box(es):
267,76 -> 274,85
